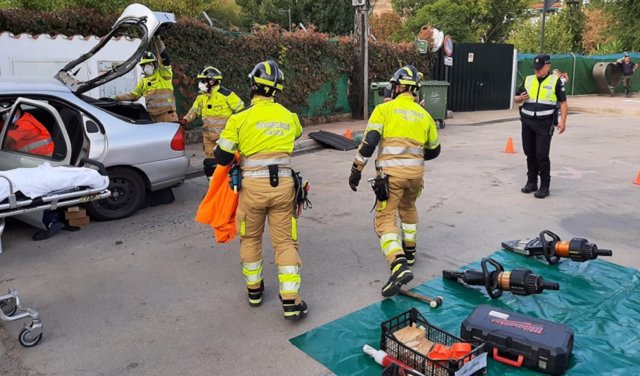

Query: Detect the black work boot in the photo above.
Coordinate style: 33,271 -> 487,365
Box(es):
534,186 -> 550,199
381,257 -> 414,297
521,182 -> 538,194
403,242 -> 416,266
281,297 -> 309,321
535,178 -> 550,199
247,281 -> 264,307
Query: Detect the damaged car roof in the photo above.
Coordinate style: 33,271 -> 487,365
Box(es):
55,3 -> 176,95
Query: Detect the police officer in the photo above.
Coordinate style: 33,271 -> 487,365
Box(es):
112,37 -> 178,123
515,54 -> 568,199
349,65 -> 440,297
214,60 -> 308,320
181,66 -> 244,178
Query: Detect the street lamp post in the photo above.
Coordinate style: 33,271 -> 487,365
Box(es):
353,0 -> 369,119
540,0 -> 560,53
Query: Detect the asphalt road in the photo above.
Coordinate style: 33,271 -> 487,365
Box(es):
1,112 -> 639,376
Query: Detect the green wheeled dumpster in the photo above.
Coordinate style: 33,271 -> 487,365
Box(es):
370,82 -> 391,108
419,80 -> 449,129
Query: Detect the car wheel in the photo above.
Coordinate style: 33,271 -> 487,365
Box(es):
85,167 -> 146,221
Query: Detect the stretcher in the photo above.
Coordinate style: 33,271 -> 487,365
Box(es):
0,159 -> 111,347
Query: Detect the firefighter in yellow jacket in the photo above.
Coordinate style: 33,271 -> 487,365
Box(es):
349,65 -> 441,297
181,66 -> 244,178
214,60 -> 307,320
112,37 -> 178,123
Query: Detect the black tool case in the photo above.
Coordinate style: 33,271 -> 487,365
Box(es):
460,305 -> 574,375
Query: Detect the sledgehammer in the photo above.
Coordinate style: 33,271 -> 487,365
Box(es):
399,289 -> 443,308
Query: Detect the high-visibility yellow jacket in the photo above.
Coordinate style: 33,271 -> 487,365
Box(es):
184,85 -> 245,129
217,96 -> 302,171
115,65 -> 177,118
521,74 -> 559,120
356,93 -> 439,179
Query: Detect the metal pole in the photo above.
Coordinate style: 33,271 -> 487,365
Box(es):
540,5 -> 547,53
288,9 -> 292,32
363,9 -> 369,119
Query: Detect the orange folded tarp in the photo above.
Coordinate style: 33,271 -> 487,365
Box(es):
195,157 -> 239,243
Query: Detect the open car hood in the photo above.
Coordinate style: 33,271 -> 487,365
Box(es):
55,3 -> 176,94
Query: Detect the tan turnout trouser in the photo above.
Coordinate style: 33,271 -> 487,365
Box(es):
237,177 -> 302,301
375,175 -> 422,264
151,111 -> 178,123
202,128 -> 221,158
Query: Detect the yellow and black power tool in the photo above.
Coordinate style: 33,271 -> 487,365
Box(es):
443,258 -> 560,299
502,230 -> 613,264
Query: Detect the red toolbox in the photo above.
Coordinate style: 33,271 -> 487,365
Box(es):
460,305 -> 574,375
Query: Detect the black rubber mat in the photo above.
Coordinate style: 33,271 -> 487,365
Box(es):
308,130 -> 359,151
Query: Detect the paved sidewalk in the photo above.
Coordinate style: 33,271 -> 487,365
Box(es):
185,95 -> 638,175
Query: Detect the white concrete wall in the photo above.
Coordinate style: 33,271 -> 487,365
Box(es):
0,32 -> 143,99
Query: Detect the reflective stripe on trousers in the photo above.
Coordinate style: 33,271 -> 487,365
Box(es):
242,260 -> 263,286
242,157 -> 292,168
401,223 -> 417,243
380,233 -> 403,257
278,265 -> 301,295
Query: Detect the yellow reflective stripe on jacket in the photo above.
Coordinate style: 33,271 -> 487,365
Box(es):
380,233 -> 403,257
242,260 -> 263,284
19,138 -> 53,152
381,146 -> 424,155
241,157 -> 291,168
278,265 -> 301,294
219,96 -> 302,158
401,223 -> 417,242
378,159 -> 424,167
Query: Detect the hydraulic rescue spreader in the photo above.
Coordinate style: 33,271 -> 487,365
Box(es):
502,230 -> 613,264
443,258 -> 560,299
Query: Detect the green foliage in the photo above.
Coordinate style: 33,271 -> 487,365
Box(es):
595,40 -> 624,55
236,0 -> 354,35
559,2 -> 585,53
507,11 -> 573,54
400,0 -> 531,43
404,0 -> 474,43
0,8 -> 433,118
391,0 -> 431,18
608,0 -> 640,51
0,0 -> 242,26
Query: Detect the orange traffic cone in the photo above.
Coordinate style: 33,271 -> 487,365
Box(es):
503,137 -> 516,154
634,171 -> 640,185
344,129 -> 352,140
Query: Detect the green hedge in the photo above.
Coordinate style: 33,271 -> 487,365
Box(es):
0,8 -> 434,120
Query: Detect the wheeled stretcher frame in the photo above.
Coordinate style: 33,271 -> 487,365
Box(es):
0,159 -> 111,347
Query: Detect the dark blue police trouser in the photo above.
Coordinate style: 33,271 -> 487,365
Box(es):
521,117 -> 553,186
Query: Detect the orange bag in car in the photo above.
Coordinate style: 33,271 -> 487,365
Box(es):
195,155 -> 239,243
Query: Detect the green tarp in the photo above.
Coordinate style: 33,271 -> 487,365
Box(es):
517,52 -> 640,95
291,250 -> 640,376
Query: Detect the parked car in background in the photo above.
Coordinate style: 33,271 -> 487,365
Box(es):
0,4 -> 188,222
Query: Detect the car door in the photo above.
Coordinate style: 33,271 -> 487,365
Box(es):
0,97 -> 72,170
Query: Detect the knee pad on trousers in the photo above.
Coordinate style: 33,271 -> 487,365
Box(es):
203,158 -> 217,177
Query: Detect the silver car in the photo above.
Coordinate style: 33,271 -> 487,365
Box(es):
0,4 -> 189,221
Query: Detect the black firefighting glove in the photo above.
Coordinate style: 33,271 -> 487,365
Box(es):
349,164 -> 361,192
